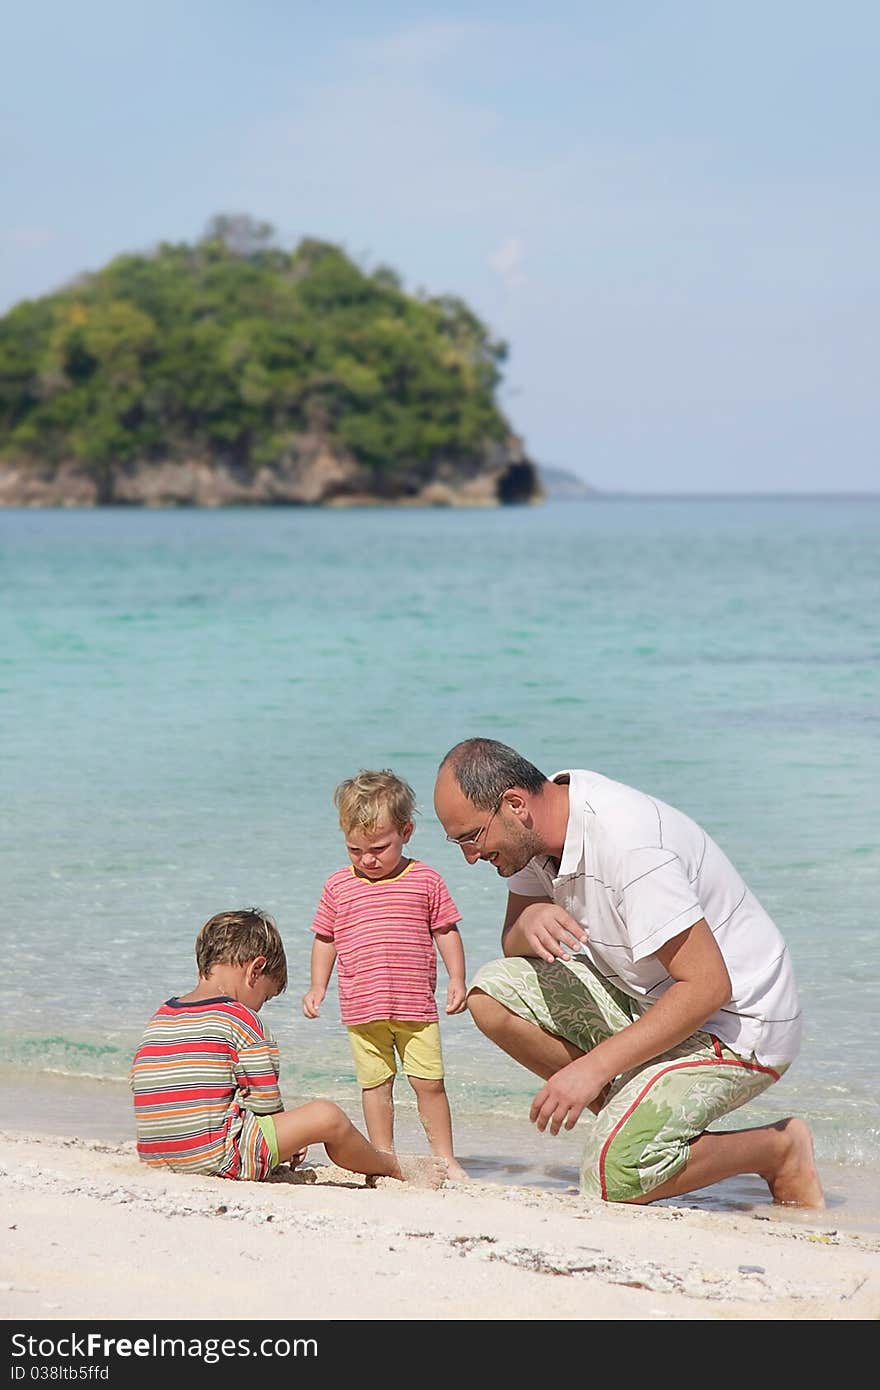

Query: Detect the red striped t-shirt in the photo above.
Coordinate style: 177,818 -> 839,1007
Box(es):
310,859 -> 461,1026
130,996 -> 283,1177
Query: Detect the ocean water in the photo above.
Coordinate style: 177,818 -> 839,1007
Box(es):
1,497 -> 878,1227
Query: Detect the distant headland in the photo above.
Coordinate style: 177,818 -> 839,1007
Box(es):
0,215 -> 543,509
537,465 -> 595,498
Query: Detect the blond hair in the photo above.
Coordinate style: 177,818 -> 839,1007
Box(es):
333,769 -> 416,835
195,909 -> 287,992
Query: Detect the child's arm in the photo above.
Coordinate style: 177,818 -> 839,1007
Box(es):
303,935 -> 337,1018
435,925 -> 467,1015
234,1028 -> 284,1116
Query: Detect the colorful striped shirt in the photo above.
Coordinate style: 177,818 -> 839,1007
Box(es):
311,859 -> 461,1026
130,995 -> 283,1178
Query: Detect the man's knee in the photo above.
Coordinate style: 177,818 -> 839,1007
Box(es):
580,1122 -> 688,1203
467,987 -> 505,1038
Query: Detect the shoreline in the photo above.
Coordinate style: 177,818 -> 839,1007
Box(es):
4,1068 -> 880,1239
2,1129 -> 878,1322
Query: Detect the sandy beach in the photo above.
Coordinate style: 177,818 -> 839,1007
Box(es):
2,1129 -> 877,1324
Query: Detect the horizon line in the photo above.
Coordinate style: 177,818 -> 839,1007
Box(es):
547,489 -> 879,500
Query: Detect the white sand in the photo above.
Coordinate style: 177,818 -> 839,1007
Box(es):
1,1130 -> 877,1322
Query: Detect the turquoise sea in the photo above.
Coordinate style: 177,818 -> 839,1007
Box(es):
1,497 -> 878,1227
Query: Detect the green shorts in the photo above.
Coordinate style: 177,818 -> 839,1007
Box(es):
469,955 -> 785,1202
255,1114 -> 280,1171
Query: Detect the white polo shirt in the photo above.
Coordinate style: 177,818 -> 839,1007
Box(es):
506,769 -> 802,1067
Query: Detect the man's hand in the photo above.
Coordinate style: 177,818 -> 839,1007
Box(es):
302,987 -> 325,1019
529,1056 -> 610,1134
511,902 -> 588,963
445,977 -> 468,1014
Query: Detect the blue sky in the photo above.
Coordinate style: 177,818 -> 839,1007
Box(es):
2,1 -> 877,492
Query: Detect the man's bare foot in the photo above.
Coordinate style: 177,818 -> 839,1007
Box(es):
389,1154 -> 448,1188
767,1118 -> 825,1208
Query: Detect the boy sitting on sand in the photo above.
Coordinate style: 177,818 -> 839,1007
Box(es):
303,770 -> 468,1180
130,908 -> 446,1186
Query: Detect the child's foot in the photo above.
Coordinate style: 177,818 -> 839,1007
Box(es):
384,1154 -> 448,1188
442,1158 -> 469,1182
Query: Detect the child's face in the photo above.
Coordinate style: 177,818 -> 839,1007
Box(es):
345,818 -> 413,880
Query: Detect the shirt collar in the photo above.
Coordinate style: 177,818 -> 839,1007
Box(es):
552,769 -> 588,877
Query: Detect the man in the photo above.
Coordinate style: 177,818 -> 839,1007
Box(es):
434,738 -> 824,1207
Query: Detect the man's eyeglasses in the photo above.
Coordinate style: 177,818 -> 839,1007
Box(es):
446,795 -> 504,849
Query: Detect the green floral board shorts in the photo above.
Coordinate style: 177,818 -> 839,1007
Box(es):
469,955 -> 785,1202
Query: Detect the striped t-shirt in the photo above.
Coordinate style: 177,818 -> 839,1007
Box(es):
130,995 -> 283,1177
311,859 -> 461,1026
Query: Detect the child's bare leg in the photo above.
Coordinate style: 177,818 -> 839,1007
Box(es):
361,1078 -> 395,1150
271,1101 -> 445,1186
272,1102 -> 395,1176
407,1076 -> 468,1180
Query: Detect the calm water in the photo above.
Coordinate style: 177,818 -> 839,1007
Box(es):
1,498 -> 878,1223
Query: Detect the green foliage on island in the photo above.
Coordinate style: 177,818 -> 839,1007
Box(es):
0,215 -> 512,495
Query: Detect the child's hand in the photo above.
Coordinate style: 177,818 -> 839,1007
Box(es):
290,1146 -> 309,1170
302,988 -> 325,1018
445,978 -> 468,1014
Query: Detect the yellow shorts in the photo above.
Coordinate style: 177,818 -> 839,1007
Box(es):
346,1019 -> 444,1089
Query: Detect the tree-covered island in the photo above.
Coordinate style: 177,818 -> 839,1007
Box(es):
0,216 -> 540,507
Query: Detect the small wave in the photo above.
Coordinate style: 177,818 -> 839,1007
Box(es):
0,1033 -> 128,1083
38,1067 -> 128,1084
37,1035 -> 122,1057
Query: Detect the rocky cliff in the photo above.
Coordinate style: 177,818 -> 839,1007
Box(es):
0,433 -> 540,508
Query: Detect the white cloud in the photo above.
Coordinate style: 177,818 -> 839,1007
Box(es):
488,236 -> 526,289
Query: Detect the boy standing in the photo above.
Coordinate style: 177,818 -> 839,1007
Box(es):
131,908 -> 446,1186
303,771 -> 469,1180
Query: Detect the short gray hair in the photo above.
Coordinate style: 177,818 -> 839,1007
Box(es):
439,738 -> 547,809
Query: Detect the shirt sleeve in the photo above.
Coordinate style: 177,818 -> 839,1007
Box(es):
310,878 -> 338,938
427,871 -> 461,932
232,1020 -> 283,1116
620,847 -> 706,962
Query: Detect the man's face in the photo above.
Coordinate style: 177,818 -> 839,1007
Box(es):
433,766 -> 540,878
